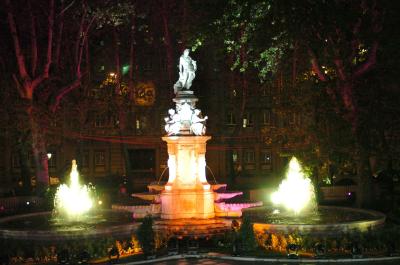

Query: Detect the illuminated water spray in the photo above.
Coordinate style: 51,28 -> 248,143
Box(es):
54,160 -> 94,219
271,157 -> 316,214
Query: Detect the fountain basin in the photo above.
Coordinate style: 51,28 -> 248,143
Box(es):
0,210 -> 137,241
245,206 -> 385,236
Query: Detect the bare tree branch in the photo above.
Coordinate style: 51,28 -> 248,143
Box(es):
334,58 -> 346,81
308,48 -> 327,82
6,0 -> 30,83
29,0 -> 38,77
12,74 -> 26,98
50,78 -> 82,112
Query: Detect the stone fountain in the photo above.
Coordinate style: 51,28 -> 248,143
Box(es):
244,157 -> 385,236
0,161 -> 136,241
114,49 -> 261,227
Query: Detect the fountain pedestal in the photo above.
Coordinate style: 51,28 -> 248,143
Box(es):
161,136 -> 215,219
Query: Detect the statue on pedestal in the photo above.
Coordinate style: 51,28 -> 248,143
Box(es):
165,48 -> 208,136
174,49 -> 197,93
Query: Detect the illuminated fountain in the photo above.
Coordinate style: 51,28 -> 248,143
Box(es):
113,49 -> 261,236
271,157 -> 316,214
244,157 -> 385,236
0,160 -> 136,241
54,160 -> 94,219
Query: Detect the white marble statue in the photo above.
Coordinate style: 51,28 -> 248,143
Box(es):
190,109 -> 208,136
165,109 -> 181,135
174,49 -> 197,93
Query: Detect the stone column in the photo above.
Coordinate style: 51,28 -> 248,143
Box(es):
160,136 -> 215,219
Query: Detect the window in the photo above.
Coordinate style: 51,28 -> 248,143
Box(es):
144,58 -> 153,71
232,150 -> 238,162
261,86 -> 271,97
244,150 -> 255,164
48,152 -> 57,168
226,112 -> 236,125
81,151 -> 89,168
160,58 -> 168,71
128,149 -> 155,171
260,150 -> 272,165
243,112 -> 253,128
231,88 -> 238,97
94,114 -> 106,127
262,110 -> 271,125
135,115 -> 148,131
12,153 -> 19,168
94,151 -> 106,166
289,112 -> 301,126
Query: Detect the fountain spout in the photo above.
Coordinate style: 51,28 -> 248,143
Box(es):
54,160 -> 94,220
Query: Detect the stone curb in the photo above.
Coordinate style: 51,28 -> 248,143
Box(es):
123,254 -> 400,264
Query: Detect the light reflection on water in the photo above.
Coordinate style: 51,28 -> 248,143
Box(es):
0,210 -> 133,232
245,206 -> 378,225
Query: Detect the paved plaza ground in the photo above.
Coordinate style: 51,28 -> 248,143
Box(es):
120,256 -> 400,265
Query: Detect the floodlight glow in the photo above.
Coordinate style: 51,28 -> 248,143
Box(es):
271,157 -> 316,214
54,160 -> 94,219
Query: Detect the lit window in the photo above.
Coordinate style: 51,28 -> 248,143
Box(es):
94,151 -> 105,166
232,89 -> 237,97
261,150 -> 272,165
244,150 -> 255,164
243,112 -> 253,128
232,150 -> 238,162
48,152 -> 57,168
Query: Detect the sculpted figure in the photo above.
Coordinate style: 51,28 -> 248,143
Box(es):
190,109 -> 208,136
165,109 -> 181,135
174,49 -> 197,93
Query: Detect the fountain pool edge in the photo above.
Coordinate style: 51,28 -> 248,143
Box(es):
0,210 -> 139,241
247,206 -> 386,236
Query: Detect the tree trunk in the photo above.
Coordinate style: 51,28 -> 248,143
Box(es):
15,131 -> 31,194
355,145 -> 373,208
28,106 -> 49,186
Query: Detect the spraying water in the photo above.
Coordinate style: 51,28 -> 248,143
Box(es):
54,160 -> 94,219
271,157 -> 316,214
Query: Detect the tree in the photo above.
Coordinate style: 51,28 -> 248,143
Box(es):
239,215 -> 257,252
3,0 -> 92,186
136,215 -> 155,256
214,0 -> 396,207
